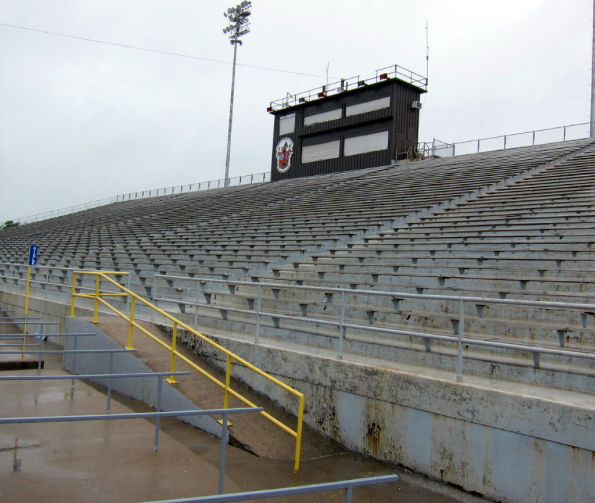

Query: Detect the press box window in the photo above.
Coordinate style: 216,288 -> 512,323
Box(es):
344,131 -> 389,156
345,97 -> 390,117
304,109 -> 342,127
302,140 -> 341,163
279,113 -> 295,135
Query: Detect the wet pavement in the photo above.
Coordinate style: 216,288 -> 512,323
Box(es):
0,316 -> 489,503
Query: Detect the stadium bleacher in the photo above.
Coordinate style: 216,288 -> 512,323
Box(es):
1,137 -> 595,394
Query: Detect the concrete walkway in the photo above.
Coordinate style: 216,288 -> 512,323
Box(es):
0,368 -> 242,503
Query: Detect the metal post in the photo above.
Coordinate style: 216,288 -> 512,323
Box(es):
154,377 -> 163,450
294,394 -> 304,472
223,354 -> 232,409
532,130 -> 536,145
106,352 -> 114,413
194,280 -> 200,329
563,125 -> 567,141
71,334 -> 78,389
224,41 -> 239,188
504,135 -> 507,149
166,322 -> 178,384
37,337 -> 43,369
337,290 -> 346,359
127,297 -> 135,350
456,299 -> 465,382
255,284 -> 262,344
477,139 -> 480,153
126,275 -> 131,317
22,265 -> 32,361
344,486 -> 354,503
218,410 -> 230,495
92,274 -> 100,324
151,273 -> 156,323
69,271 -> 76,317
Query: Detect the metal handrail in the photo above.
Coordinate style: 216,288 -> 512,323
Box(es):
154,274 -> 595,381
410,122 -> 591,160
138,475 -> 400,503
69,270 -> 305,471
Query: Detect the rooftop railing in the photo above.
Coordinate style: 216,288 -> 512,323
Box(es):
268,64 -> 428,112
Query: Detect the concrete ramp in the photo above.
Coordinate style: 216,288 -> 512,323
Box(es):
74,316 -> 343,462
64,318 -> 222,437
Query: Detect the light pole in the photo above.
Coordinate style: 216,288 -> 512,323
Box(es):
223,1 -> 252,187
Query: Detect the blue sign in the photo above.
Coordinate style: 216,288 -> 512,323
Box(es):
29,245 -> 38,266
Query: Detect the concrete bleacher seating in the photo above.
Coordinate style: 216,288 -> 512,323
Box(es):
1,137 -> 595,395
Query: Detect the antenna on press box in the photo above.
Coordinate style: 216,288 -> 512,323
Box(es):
425,21 -> 430,81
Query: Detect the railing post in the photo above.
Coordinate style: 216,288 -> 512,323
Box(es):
456,299 -> 465,382
166,322 -> 178,384
344,486 -> 354,503
223,354 -> 232,409
71,334 -> 79,389
294,394 -> 304,472
337,290 -> 346,359
154,377 -> 163,450
69,271 -> 76,317
504,135 -> 507,149
106,352 -> 114,413
563,125 -> 567,141
532,130 -> 536,145
255,284 -> 262,344
127,297 -> 135,350
92,274 -> 100,324
126,275 -> 131,317
194,279 -> 200,329
218,410 -> 230,495
22,265 -> 32,361
477,139 -> 480,153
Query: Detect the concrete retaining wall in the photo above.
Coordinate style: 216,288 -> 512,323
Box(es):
178,329 -> 595,503
2,290 -> 594,503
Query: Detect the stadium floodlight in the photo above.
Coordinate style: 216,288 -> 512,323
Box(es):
223,1 -> 252,187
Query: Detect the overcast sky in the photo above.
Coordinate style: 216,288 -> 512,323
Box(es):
0,0 -> 591,222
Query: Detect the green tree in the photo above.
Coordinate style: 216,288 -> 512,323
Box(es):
1,220 -> 19,230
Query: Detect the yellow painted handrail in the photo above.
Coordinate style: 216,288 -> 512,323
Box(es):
69,270 -> 305,471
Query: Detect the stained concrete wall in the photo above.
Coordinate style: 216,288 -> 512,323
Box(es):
178,329 -> 595,503
2,290 -> 594,503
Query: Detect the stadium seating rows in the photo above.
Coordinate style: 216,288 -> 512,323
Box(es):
1,137 -> 594,392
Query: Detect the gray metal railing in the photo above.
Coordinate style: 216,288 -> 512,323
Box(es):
8,172 -> 269,226
0,261 -> 132,304
154,275 -> 595,381
137,475 -> 400,503
412,122 -> 591,159
269,64 -> 427,112
4,121 -> 591,227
